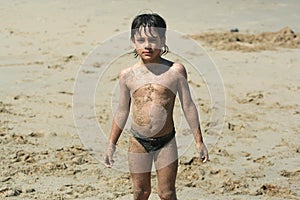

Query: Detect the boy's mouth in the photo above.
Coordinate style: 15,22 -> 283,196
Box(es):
142,51 -> 153,55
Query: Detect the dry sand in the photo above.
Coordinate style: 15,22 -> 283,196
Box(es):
1,1 -> 300,199
188,27 -> 300,52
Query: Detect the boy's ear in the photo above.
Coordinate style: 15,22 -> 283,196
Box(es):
131,37 -> 135,43
131,37 -> 136,48
161,36 -> 166,45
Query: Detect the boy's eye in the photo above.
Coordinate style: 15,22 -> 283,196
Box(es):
137,38 -> 145,42
149,38 -> 157,42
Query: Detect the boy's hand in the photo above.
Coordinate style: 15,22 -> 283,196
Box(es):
197,143 -> 209,163
104,142 -> 116,168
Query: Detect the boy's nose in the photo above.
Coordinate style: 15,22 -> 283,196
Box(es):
144,40 -> 151,48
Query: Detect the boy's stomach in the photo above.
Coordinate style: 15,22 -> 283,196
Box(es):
132,103 -> 174,138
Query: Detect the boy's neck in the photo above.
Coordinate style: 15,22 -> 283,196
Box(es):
140,56 -> 163,65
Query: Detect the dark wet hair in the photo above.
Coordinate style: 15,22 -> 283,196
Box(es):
131,13 -> 169,57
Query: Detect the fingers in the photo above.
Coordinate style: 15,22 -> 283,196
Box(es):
104,143 -> 116,168
201,155 -> 208,163
199,145 -> 209,163
104,158 -> 113,168
104,155 -> 114,168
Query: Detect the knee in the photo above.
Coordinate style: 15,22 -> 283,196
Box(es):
133,188 -> 151,200
158,189 -> 176,200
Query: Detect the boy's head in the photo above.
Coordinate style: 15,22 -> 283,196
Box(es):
131,13 -> 168,58
131,13 -> 167,39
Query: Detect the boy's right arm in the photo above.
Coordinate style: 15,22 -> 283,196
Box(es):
104,69 -> 131,167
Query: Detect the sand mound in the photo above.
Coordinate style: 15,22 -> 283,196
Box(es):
188,27 -> 300,52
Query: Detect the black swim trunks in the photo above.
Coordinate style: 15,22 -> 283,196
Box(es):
130,128 -> 176,152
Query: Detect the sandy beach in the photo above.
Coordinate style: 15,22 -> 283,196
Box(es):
1,0 -> 299,199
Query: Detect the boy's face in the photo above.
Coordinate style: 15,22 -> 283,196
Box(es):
132,26 -> 165,62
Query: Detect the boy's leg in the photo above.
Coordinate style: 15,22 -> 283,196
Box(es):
130,172 -> 151,200
154,138 -> 178,200
128,136 -> 153,200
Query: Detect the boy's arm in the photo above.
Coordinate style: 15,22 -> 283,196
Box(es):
109,69 -> 131,144
104,69 -> 131,167
175,64 -> 209,163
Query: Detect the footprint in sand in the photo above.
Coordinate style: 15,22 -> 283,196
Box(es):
227,121 -> 245,131
236,91 -> 264,105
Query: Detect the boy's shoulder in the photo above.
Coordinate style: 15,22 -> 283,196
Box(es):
119,62 -> 145,77
160,58 -> 186,74
171,62 -> 185,70
171,62 -> 187,78
120,66 -> 132,75
119,65 -> 136,78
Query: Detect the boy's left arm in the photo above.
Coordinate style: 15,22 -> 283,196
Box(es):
175,64 -> 209,163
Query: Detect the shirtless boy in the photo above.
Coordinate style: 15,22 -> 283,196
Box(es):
104,13 -> 209,200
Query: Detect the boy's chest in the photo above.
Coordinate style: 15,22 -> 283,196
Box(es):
127,70 -> 178,95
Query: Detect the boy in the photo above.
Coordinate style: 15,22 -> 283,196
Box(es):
104,13 -> 208,200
